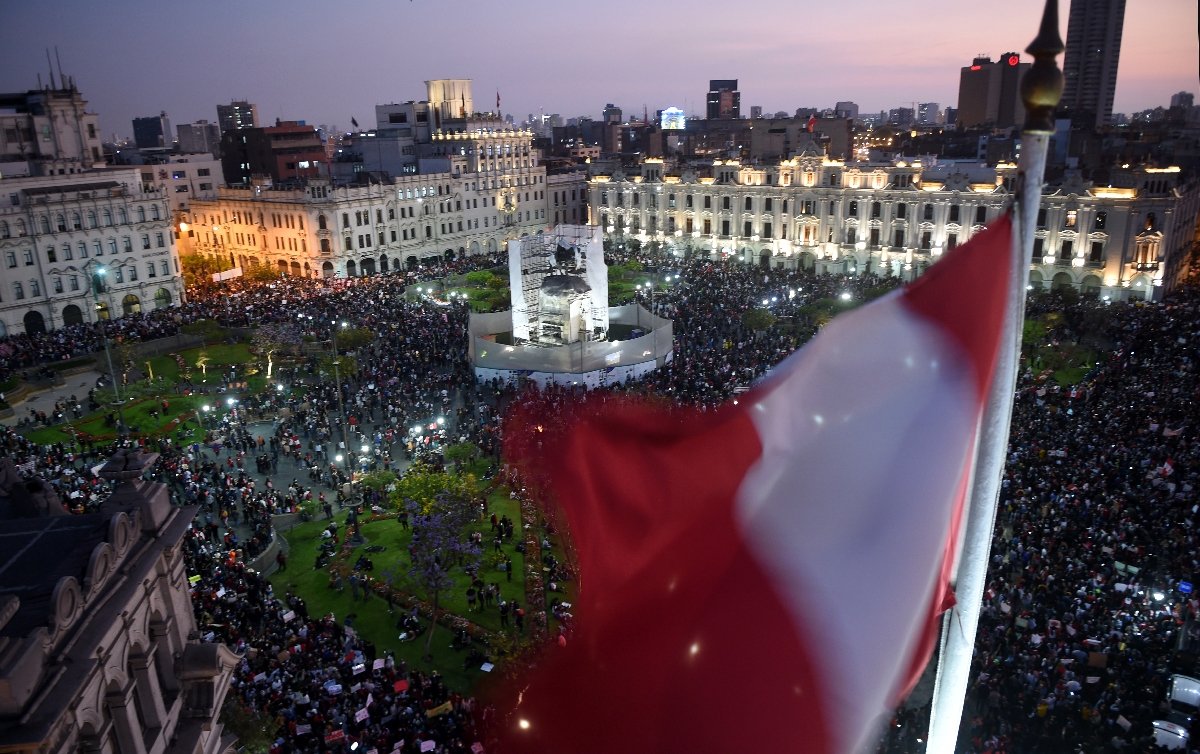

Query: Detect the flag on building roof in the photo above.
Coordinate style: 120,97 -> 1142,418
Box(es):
499,215 -> 1015,754
806,113 -> 817,132
351,116 -> 359,129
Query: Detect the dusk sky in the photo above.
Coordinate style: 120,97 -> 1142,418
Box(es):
2,0 -> 1196,140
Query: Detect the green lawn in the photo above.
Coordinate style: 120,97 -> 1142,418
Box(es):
270,492 -> 530,693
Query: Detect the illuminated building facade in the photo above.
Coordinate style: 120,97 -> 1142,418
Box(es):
0,168 -> 185,335
589,156 -> 1199,301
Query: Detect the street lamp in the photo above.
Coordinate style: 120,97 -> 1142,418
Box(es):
200,404 -> 211,430
77,261 -> 126,438
330,320 -> 351,465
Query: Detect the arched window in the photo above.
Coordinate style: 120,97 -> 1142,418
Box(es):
136,206 -> 146,223
318,214 -> 328,230
103,209 -> 113,226
87,210 -> 97,228
151,205 -> 160,220
71,212 -> 82,229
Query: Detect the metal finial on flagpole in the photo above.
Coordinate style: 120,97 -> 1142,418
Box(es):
1022,0 -> 1066,133
925,2 -> 1062,752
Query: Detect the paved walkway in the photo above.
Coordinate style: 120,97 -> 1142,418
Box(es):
2,369 -> 105,429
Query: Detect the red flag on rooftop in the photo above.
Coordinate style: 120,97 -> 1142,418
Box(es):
500,215 -> 1015,753
807,113 -> 817,132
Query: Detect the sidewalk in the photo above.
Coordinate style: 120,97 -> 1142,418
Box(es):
1,369 -> 104,429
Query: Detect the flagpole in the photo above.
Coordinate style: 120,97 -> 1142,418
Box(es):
924,2 -> 1063,752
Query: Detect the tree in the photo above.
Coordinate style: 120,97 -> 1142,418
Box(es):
390,462 -> 479,513
465,270 -> 495,286
219,697 -> 276,754
251,322 -> 303,378
181,318 -> 225,346
741,308 -> 777,332
180,254 -> 227,289
405,491 -> 482,661
244,265 -> 278,283
335,326 -> 375,353
443,441 -> 480,470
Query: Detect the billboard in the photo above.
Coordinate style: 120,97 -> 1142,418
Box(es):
660,107 -> 686,130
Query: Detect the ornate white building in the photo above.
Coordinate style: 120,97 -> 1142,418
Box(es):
0,450 -> 239,754
0,168 -> 185,335
182,125 -> 589,277
588,150 -> 1199,301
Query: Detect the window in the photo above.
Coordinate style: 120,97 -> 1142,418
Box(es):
78,241 -> 87,258
62,244 -> 72,261
318,214 -> 328,230
743,220 -> 753,237
108,239 -> 117,255
948,205 -> 959,223
87,211 -> 97,228
344,237 -> 353,251
894,229 -> 905,247
123,237 -> 132,253
156,232 -> 165,248
685,194 -> 693,209
744,197 -> 752,211
920,231 -> 932,249
103,209 -> 112,226
848,201 -> 858,217
947,233 -> 958,249
342,213 -> 350,228
923,204 -> 934,221
1094,211 -> 1107,231
23,250 -> 33,266
47,247 -> 56,263
1059,240 -> 1073,260
69,275 -> 79,291
13,282 -> 23,299
871,202 -> 881,219
1036,208 -> 1046,228
975,205 -> 987,224
114,267 -> 124,283
30,280 -> 40,297
4,252 -> 15,268
721,219 -> 730,236
1033,237 -> 1044,256
1089,241 -> 1103,262
765,198 -> 773,212
1065,210 -> 1077,228
197,168 -> 210,176
136,206 -> 146,223
160,261 -> 168,276
147,262 -> 156,278
762,222 -> 773,240
846,227 -> 856,245
721,196 -> 730,210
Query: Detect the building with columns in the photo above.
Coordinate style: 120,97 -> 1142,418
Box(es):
0,449 -> 239,754
588,151 -> 1199,301
0,167 -> 186,335
182,124 -> 588,277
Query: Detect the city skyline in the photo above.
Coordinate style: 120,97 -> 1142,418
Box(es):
0,0 -> 1195,140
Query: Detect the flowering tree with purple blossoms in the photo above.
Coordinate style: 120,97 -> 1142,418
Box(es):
405,491 -> 482,660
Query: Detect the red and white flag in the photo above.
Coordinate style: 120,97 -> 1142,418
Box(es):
807,113 -> 818,132
500,215 -> 1015,753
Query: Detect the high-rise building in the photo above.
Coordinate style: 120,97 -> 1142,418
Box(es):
1169,91 -> 1194,108
750,105 -> 764,119
834,101 -> 860,120
706,80 -> 740,119
602,103 -> 622,124
215,100 -> 259,134
956,53 -> 1030,128
132,111 -> 171,149
917,103 -> 941,125
175,120 -> 221,156
220,120 -> 325,184
1061,0 -> 1126,129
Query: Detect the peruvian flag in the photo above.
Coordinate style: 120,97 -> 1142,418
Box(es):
499,215 -> 1014,753
807,113 -> 818,132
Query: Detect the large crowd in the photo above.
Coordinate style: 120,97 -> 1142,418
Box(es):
1,241 -> 1197,752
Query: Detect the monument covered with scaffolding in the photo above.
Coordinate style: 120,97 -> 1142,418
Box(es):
468,224 -> 673,387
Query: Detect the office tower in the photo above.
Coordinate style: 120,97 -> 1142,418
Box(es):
834,101 -> 860,120
216,100 -> 259,134
956,53 -> 1030,128
1061,0 -> 1126,129
176,120 -> 221,155
1169,91 -> 1194,108
917,103 -> 941,125
706,80 -> 740,119
602,103 -> 622,124
132,111 -> 171,149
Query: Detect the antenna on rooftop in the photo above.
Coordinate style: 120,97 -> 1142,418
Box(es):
45,49 -> 57,89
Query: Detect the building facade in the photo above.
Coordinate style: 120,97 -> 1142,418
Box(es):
215,100 -> 258,134
956,53 -> 1030,128
0,450 -> 240,754
183,125 -> 588,277
706,80 -> 741,120
0,85 -> 105,178
1062,0 -> 1126,129
0,167 -> 185,335
175,121 -> 221,157
588,155 -> 1199,301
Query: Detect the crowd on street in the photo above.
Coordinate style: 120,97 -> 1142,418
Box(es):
0,243 -> 1196,752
